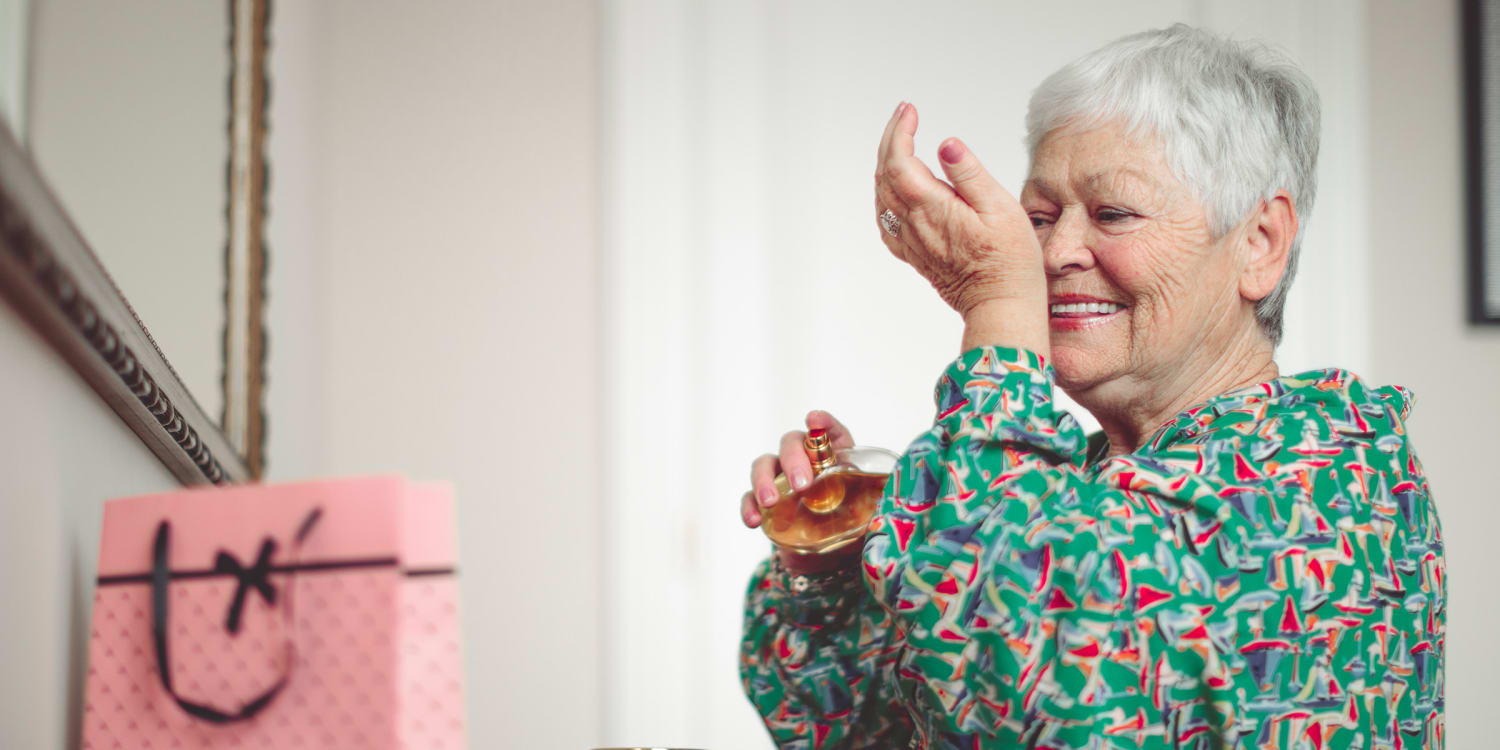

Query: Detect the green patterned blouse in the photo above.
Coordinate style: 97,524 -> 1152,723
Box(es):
740,346 -> 1444,749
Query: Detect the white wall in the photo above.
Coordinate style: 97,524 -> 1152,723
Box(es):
264,2 -> 605,748
602,2 -> 1375,747
1365,2 -> 1500,747
0,304 -> 180,749
263,0 -> 325,483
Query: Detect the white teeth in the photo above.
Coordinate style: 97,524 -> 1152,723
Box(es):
1050,302 -> 1122,315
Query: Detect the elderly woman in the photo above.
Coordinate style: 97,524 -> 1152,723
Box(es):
738,25 -> 1444,749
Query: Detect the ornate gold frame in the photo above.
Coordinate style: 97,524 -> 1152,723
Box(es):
224,0 -> 270,477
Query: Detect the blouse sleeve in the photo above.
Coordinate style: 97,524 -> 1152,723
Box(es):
740,555 -> 911,748
861,345 -> 1439,746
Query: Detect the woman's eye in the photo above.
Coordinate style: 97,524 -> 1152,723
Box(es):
1096,208 -> 1133,223
1029,215 -> 1052,229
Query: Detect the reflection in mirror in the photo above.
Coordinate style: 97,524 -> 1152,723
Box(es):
0,0 -> 25,138
26,0 -> 229,420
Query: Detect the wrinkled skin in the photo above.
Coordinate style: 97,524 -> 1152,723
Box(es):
1020,123 -> 1291,449
743,104 -> 1296,571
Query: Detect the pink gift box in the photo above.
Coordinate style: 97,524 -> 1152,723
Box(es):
81,476 -> 466,749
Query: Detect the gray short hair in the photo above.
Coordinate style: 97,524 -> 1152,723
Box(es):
1025,24 -> 1320,346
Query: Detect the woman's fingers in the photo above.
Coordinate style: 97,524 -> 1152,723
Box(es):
805,410 -> 855,449
936,137 -> 1017,218
883,104 -> 953,207
887,101 -> 920,161
877,101 -> 906,164
871,104 -> 1043,317
877,178 -> 946,251
741,490 -> 762,528
878,109 -> 962,252
749,453 -> 781,508
745,413 -> 851,529
885,158 -> 954,211
874,103 -> 926,257
876,189 -> 913,262
779,430 -> 815,492
874,106 -> 998,280
876,181 -> 949,276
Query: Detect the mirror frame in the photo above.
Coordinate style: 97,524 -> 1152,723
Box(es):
0,0 -> 269,484
224,0 -> 270,476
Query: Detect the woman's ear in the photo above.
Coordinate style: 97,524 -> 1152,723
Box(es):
1239,190 -> 1297,303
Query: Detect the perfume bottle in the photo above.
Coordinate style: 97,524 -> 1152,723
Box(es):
762,429 -> 898,556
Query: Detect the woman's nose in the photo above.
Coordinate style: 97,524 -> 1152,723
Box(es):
1042,211 -> 1096,276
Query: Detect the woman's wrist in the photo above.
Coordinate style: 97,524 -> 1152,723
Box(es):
961,295 -> 1050,360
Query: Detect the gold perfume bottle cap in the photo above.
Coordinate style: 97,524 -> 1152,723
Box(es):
804,429 -> 835,473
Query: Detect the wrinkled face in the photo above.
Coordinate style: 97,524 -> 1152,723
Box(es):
1021,122 -> 1249,395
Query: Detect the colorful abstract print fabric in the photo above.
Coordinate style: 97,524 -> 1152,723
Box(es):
741,346 -> 1444,749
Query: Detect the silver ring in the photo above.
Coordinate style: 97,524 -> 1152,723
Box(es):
879,208 -> 901,238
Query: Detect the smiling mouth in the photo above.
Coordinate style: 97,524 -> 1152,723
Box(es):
1049,301 -> 1125,318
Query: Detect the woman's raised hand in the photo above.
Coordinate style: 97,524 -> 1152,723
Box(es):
873,102 -> 1047,319
740,410 -> 855,529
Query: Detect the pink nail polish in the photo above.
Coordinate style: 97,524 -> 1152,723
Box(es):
940,140 -> 965,164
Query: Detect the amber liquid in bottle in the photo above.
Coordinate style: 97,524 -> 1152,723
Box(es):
761,429 -> 896,556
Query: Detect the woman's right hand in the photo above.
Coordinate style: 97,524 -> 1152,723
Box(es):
741,410 -> 857,528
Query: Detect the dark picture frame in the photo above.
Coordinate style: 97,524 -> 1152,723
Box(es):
1465,0 -> 1500,324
